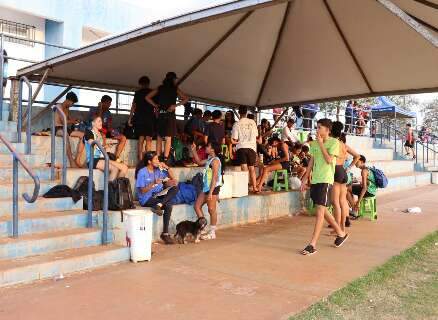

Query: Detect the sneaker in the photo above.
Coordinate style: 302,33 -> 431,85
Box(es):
301,245 -> 317,255
200,229 -> 216,240
160,233 -> 174,245
151,205 -> 163,216
334,234 -> 349,248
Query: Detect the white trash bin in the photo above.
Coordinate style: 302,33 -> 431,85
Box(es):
124,209 -> 153,263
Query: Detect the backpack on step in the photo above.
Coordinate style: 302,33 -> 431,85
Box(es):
73,176 -> 95,196
83,190 -> 104,211
369,167 -> 388,188
108,177 -> 135,210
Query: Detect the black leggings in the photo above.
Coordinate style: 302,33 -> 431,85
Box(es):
143,186 -> 178,234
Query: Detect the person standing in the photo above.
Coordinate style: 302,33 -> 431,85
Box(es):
231,105 -> 259,192
146,72 -> 189,163
300,118 -> 349,255
128,76 -> 156,161
404,123 -> 416,159
281,118 -> 299,145
2,49 -> 8,90
344,100 -> 354,133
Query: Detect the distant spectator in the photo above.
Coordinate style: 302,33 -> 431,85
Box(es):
2,49 -> 7,89
206,110 -> 225,145
128,76 -> 156,161
54,92 -> 84,168
232,105 -> 259,192
184,108 -> 206,143
224,110 -> 236,159
91,95 -> 127,159
84,115 -> 128,180
281,118 -> 299,144
183,102 -> 193,120
136,151 -> 178,245
202,110 -> 212,123
292,105 -> 303,128
146,72 -> 189,163
404,123 -> 416,159
344,100 -> 354,133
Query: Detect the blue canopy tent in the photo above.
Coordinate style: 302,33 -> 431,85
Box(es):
371,96 -> 416,119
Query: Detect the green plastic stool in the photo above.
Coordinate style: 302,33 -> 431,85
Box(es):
359,197 -> 377,221
298,131 -> 309,143
221,144 -> 230,162
273,169 -> 289,191
306,198 -> 333,216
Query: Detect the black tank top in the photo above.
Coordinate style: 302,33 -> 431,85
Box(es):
158,85 -> 178,110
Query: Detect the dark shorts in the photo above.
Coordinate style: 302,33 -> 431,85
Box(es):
237,148 -> 257,166
352,184 -> 375,198
157,112 -> 177,137
404,141 -> 414,148
280,161 -> 290,171
310,183 -> 332,207
135,118 -> 156,137
204,186 -> 221,196
334,165 -> 348,184
87,158 -> 105,169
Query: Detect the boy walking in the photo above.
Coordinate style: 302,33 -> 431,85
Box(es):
300,119 -> 349,255
404,123 -> 416,159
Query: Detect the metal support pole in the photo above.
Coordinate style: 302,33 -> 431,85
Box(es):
87,157 -> 94,228
31,68 -> 50,102
115,91 -> 119,115
12,156 -> 18,238
0,34 -> 4,119
415,142 -> 418,164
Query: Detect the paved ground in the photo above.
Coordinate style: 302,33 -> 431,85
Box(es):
1,185 -> 437,320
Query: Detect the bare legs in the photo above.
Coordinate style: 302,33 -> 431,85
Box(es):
96,159 -> 128,181
114,134 -> 127,159
256,163 -> 282,192
138,136 -> 153,161
156,136 -> 171,159
194,192 -> 218,226
309,205 -> 345,248
241,164 -> 257,192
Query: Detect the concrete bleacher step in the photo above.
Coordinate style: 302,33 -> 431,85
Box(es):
0,153 -> 46,167
0,210 -> 94,237
0,244 -> 129,287
367,160 -> 415,176
0,166 -> 54,182
362,148 -> 394,161
0,197 -> 83,217
0,180 -> 60,200
0,228 -> 103,260
0,142 -> 25,154
380,172 -> 432,195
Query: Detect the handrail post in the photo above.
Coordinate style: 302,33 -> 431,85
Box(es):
51,105 -> 67,184
0,33 -> 4,119
17,76 -> 33,154
87,140 -> 109,245
12,156 -> 18,238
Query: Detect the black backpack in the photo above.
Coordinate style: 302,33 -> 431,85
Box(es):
83,190 -> 104,211
108,177 -> 135,211
73,176 -> 95,196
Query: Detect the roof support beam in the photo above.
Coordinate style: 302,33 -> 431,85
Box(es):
323,0 -> 374,93
413,0 -> 438,10
178,11 -> 253,85
407,13 -> 438,33
255,1 -> 292,107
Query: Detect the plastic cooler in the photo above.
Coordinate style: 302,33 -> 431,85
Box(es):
124,209 -> 153,263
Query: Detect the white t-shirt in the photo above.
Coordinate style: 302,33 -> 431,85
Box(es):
282,125 -> 299,143
231,117 -> 258,152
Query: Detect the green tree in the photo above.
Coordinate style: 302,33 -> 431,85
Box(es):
421,98 -> 438,133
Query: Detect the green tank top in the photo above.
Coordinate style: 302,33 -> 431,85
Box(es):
366,168 -> 377,195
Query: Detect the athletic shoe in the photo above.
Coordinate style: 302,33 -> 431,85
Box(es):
334,234 -> 349,248
151,205 -> 163,216
301,244 -> 317,255
160,233 -> 174,245
200,229 -> 216,240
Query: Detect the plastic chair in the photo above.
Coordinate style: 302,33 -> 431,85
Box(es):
359,197 -> 377,221
273,169 -> 289,191
298,131 -> 309,143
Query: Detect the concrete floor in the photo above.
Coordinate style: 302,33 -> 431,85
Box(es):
1,185 -> 437,320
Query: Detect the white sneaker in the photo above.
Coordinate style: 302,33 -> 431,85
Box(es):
200,229 -> 216,240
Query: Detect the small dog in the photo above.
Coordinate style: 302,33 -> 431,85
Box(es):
174,217 -> 208,244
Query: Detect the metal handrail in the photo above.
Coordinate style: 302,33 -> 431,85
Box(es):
87,140 -> 109,245
16,76 -> 33,154
0,133 -> 40,238
51,105 -> 67,184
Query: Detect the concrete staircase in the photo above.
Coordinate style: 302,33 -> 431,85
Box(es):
0,120 -> 129,287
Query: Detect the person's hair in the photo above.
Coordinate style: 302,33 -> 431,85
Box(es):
359,154 -> 366,163
340,132 -> 347,144
193,108 -> 202,116
162,71 -> 177,87
203,110 -> 212,118
3,49 -> 7,64
307,135 -> 314,142
247,113 -> 255,120
317,118 -> 332,130
301,145 -> 309,153
91,114 -> 101,123
331,121 -> 344,139
268,136 -> 281,145
66,92 -> 78,103
212,110 -> 222,120
287,118 -> 295,125
101,95 -> 112,103
238,105 -> 248,116
138,76 -> 150,86
134,151 -> 157,179
292,143 -> 302,151
208,142 -> 225,177
406,123 -> 411,127
261,118 -> 268,125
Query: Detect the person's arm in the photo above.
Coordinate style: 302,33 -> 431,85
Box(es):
146,89 -> 159,110
137,171 -> 160,194
300,156 -> 313,191
190,143 -> 207,166
128,101 -> 136,126
355,168 -> 369,208
231,123 -> 239,145
207,159 -> 220,200
316,134 -> 335,164
176,88 -> 189,107
346,145 -> 360,172
279,143 -> 289,162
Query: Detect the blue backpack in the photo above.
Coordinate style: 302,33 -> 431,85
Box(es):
369,167 -> 388,188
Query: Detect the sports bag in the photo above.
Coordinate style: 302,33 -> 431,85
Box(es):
369,167 -> 388,188
73,176 -> 95,196
108,177 -> 136,210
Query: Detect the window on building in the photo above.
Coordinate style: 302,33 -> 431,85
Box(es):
0,19 -> 36,47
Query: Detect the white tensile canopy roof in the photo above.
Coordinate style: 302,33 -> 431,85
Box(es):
18,0 -> 438,109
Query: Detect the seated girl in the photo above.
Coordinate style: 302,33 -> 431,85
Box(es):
84,115 -> 128,181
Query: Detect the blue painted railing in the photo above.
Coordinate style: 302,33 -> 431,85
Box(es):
51,105 -> 67,185
17,76 -> 33,155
